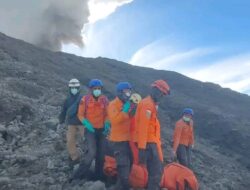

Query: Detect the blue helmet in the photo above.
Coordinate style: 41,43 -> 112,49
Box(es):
89,79 -> 103,88
116,82 -> 132,92
183,108 -> 194,116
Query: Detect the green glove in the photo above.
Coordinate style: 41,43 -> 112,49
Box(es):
82,119 -> 95,133
103,121 -> 111,136
122,101 -> 131,113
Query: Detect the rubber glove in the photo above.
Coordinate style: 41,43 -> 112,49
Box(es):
82,119 -> 95,133
138,149 -> 146,165
103,120 -> 111,136
122,101 -> 131,113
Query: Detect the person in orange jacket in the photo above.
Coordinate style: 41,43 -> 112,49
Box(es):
71,79 -> 110,181
108,82 -> 133,190
172,108 -> 194,168
135,79 -> 170,190
161,162 -> 199,190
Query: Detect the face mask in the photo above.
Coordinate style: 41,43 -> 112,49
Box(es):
125,91 -> 131,97
70,88 -> 78,95
183,116 -> 191,122
151,87 -> 164,103
93,89 -> 102,97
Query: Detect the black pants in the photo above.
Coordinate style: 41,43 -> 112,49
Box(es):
177,144 -> 191,168
145,143 -> 163,190
72,128 -> 105,180
111,141 -> 132,190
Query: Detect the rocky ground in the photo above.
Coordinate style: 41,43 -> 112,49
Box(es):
0,32 -> 250,190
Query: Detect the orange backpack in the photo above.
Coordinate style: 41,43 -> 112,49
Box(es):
129,164 -> 148,188
160,163 -> 199,190
103,155 -> 117,177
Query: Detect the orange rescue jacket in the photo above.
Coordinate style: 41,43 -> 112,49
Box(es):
77,94 -> 109,129
161,162 -> 199,190
173,119 -> 194,152
134,96 -> 163,161
108,97 -> 130,142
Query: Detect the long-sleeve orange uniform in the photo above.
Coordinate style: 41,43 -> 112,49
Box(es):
134,96 -> 163,161
108,97 -> 130,142
173,119 -> 194,152
77,94 -> 108,129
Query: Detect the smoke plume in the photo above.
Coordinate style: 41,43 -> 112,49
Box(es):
0,0 -> 132,51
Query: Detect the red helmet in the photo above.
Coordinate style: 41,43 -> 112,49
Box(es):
151,80 -> 170,95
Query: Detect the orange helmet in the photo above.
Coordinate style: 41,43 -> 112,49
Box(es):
151,80 -> 170,95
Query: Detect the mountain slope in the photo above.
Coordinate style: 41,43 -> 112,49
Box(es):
0,32 -> 250,190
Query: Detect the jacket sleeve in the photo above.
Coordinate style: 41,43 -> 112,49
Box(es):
173,122 -> 183,152
77,96 -> 86,122
108,102 -> 129,125
104,96 -> 110,122
136,104 -> 151,149
108,101 -> 129,126
58,99 -> 67,124
190,124 -> 194,145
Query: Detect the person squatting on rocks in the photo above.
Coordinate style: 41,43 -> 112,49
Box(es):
71,79 -> 110,181
134,79 -> 170,190
172,108 -> 195,168
58,78 -> 84,165
108,82 -> 133,190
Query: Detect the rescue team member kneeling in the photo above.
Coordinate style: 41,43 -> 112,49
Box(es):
58,79 -> 84,165
135,80 -> 170,190
71,79 -> 109,181
108,82 -> 133,190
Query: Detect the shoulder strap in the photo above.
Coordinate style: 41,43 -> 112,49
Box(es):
100,95 -> 109,108
84,94 -> 91,117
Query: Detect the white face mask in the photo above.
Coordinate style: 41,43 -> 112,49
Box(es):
93,89 -> 102,97
70,88 -> 78,95
125,91 -> 131,97
183,116 -> 191,122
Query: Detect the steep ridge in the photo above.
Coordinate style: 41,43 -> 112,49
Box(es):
0,32 -> 250,190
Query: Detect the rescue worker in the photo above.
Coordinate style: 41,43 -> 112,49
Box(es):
135,79 -> 170,190
161,162 -> 199,190
71,79 -> 110,181
58,78 -> 84,165
172,108 -> 194,168
108,82 -> 133,190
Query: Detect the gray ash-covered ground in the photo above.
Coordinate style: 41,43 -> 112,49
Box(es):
0,32 -> 250,190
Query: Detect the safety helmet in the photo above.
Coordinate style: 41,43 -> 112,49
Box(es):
151,80 -> 170,95
130,93 -> 142,104
183,108 -> 194,116
116,82 -> 132,92
89,79 -> 103,88
68,78 -> 80,88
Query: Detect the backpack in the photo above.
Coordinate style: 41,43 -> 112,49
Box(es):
103,155 -> 117,177
129,164 -> 148,188
160,163 -> 199,190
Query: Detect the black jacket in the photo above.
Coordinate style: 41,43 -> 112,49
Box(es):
59,92 -> 82,125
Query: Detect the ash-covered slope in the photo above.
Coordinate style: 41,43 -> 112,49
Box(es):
0,32 -> 250,190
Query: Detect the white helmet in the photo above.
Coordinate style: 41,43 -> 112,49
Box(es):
68,78 -> 80,87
